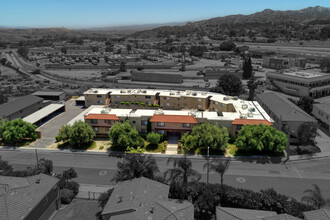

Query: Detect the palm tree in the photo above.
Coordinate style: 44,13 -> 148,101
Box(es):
301,184 -> 328,209
112,153 -> 159,183
165,155 -> 201,199
204,157 -> 231,186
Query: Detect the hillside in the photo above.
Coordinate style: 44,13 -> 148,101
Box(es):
131,6 -> 330,40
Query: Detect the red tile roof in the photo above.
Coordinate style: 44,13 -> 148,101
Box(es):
232,119 -> 272,126
85,114 -> 119,120
150,114 -> 197,124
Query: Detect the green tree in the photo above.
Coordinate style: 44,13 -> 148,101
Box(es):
57,122 -> 95,148
92,46 -> 99,52
189,45 -> 208,57
17,46 -> 29,59
243,54 -> 253,79
301,184 -> 329,209
235,124 -> 287,153
146,132 -> 161,146
0,119 -> 37,144
219,40 -> 236,51
112,153 -> 159,183
69,121 -> 95,147
119,61 -> 126,72
297,96 -> 314,114
216,74 -> 242,96
247,75 -> 258,101
105,45 -> 113,52
36,158 -> 53,175
108,121 -> 144,150
60,46 -> 67,54
98,188 -> 114,209
181,123 -> 229,151
165,155 -> 201,199
297,122 -> 318,146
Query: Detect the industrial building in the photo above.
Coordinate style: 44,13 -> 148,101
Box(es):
266,71 -> 330,98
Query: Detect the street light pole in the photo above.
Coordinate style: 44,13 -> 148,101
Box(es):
207,146 -> 210,184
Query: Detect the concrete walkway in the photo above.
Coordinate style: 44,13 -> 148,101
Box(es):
76,184 -> 114,200
166,143 -> 178,155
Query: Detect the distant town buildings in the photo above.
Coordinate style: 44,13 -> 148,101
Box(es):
266,71 -> 330,98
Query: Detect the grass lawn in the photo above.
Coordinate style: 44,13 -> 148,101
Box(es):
143,141 -> 166,153
51,199 -> 101,220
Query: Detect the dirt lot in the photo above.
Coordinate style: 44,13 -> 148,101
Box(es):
46,69 -> 102,80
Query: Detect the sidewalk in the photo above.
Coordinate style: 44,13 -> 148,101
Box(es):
76,184 -> 114,200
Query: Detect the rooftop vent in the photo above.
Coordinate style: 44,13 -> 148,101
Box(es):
117,196 -> 123,203
248,112 -> 253,118
192,92 -> 197,96
35,179 -> 41,184
93,90 -> 98,93
142,90 -> 147,93
242,104 -> 248,110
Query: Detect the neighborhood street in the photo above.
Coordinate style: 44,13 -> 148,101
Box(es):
1,149 -> 330,201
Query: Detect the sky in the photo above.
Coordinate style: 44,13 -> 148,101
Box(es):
0,0 -> 330,29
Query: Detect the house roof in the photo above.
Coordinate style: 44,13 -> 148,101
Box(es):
101,177 -> 169,219
85,113 -> 119,120
232,119 -> 272,126
216,207 -> 277,220
150,115 -> 198,124
303,209 -> 330,220
153,199 -> 194,220
0,95 -> 43,118
256,93 -> 316,122
0,174 -> 59,220
262,213 -> 301,220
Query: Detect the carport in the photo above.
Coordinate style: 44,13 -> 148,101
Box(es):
23,103 -> 65,127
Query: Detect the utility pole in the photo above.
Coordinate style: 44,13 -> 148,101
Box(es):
207,146 -> 210,184
35,149 -> 39,165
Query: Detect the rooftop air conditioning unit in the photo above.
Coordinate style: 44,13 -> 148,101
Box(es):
170,92 -> 175,95
93,90 -> 98,93
242,104 -> 248,110
249,108 -> 256,112
248,112 -> 253,118
223,97 -> 228,101
142,90 -> 147,93
233,96 -> 238,100
192,92 -> 197,96
240,114 -> 247,119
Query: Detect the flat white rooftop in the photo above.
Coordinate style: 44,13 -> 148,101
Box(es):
283,71 -> 324,79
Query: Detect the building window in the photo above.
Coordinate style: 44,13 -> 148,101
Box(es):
157,122 -> 165,127
97,95 -> 102,98
141,120 -> 148,125
94,127 -> 99,132
158,130 -> 165,135
166,103 -> 170,106
105,127 -> 110,131
97,100 -> 103,104
182,123 -> 191,128
132,120 -> 136,124
197,99 -> 201,102
145,96 -> 151,99
141,129 -> 147,133
91,119 -> 98,124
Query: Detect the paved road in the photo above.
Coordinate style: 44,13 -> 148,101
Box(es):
2,149 -> 330,200
30,100 -> 85,148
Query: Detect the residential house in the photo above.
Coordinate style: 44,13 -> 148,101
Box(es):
101,177 -> 194,220
0,174 -> 60,220
216,207 -> 277,220
303,208 -> 330,220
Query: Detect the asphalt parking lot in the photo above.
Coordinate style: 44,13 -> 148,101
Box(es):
30,99 -> 85,148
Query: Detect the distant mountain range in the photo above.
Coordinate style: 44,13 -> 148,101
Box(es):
82,22 -> 187,31
131,6 -> 330,39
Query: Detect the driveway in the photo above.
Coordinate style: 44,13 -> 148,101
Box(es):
30,100 -> 85,148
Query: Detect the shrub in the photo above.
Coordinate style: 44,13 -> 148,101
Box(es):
153,104 -> 160,107
99,146 -> 104,150
147,104 -> 152,107
120,101 -> 125,105
134,101 -> 140,105
125,102 -> 130,105
140,103 -> 145,106
66,181 -> 80,196
147,132 -> 162,145
60,189 -> 74,204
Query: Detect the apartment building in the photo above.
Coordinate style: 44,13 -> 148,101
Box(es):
82,88 -> 273,137
312,102 -> 330,131
83,88 -> 111,107
266,71 -> 330,98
